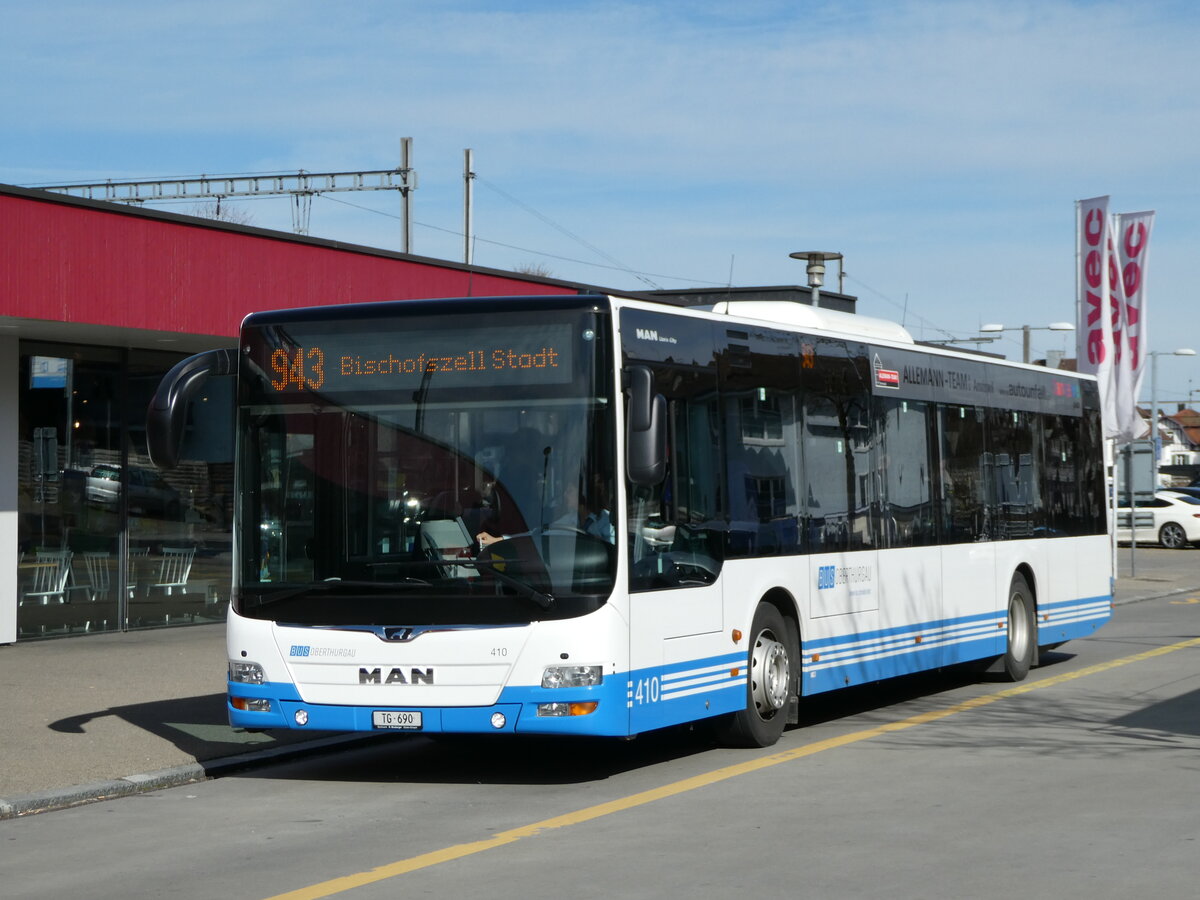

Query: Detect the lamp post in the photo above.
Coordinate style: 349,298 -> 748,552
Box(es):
1149,348 -> 1197,486
978,322 -> 1075,364
789,251 -> 843,307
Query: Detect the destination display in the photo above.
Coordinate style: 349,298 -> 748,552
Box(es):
254,322 -> 575,394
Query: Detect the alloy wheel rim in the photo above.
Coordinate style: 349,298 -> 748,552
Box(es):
751,629 -> 789,717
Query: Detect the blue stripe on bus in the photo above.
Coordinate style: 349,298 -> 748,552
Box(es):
1035,593 -> 1112,646
801,593 -> 1112,695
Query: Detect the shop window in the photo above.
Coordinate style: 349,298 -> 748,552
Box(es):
16,342 -> 234,638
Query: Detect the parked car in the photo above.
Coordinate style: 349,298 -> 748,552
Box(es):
1115,491 -> 1200,549
86,464 -> 183,518
1160,486 -> 1200,502
85,464 -> 122,507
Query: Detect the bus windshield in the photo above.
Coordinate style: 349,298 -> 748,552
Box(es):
235,301 -> 616,626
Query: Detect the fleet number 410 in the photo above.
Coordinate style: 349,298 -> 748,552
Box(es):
632,676 -> 661,705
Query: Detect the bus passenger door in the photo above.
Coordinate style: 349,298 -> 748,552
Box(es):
622,319 -> 725,733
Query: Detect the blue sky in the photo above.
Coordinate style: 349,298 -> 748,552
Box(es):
5,0 -> 1200,403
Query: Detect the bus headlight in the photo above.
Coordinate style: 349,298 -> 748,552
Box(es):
229,661 -> 265,684
541,665 -> 603,689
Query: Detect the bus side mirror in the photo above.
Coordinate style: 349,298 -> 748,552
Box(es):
625,366 -> 667,486
146,348 -> 238,470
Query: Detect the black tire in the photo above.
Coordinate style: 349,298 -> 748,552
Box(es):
1002,573 -> 1036,682
1159,522 -> 1188,550
714,603 -> 792,748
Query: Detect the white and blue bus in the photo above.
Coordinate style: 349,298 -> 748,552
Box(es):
148,292 -> 1112,747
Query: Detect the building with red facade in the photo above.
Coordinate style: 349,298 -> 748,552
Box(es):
0,183 -> 590,643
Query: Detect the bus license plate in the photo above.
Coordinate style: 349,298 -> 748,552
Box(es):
372,710 -> 422,730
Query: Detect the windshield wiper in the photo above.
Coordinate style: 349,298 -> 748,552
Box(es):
249,577 -> 432,609
451,559 -> 555,610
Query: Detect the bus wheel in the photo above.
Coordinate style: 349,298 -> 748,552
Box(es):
715,603 -> 791,748
1002,573 -> 1036,682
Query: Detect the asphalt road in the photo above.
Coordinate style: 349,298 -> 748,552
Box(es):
3,580 -> 1199,900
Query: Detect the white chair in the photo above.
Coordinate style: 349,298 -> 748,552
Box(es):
127,546 -> 150,600
21,555 -> 72,605
154,546 -> 195,595
80,551 -> 113,602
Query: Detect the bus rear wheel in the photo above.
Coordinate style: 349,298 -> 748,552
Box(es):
715,603 -> 792,748
1002,573 -> 1036,682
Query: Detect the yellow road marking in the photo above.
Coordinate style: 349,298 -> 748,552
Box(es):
265,636 -> 1200,900
1170,597 -> 1200,605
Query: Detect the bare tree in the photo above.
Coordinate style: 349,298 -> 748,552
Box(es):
187,201 -> 256,226
512,262 -> 555,279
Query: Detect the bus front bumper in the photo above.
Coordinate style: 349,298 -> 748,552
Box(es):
227,678 -> 629,737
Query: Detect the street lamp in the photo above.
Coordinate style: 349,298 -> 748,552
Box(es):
789,251 -> 843,307
978,322 -> 1075,364
1149,348 -> 1197,486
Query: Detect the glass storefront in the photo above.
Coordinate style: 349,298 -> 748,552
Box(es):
16,341 -> 233,638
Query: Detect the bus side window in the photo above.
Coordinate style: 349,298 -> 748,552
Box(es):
986,408 -> 1044,540
938,405 -> 989,542
876,397 -> 936,548
1078,400 -> 1107,535
801,339 -> 873,553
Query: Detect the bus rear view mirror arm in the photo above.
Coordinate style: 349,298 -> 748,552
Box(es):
625,365 -> 666,486
146,348 -> 238,470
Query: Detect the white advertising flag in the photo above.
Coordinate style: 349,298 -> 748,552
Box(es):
1076,196 -> 1119,437
1111,210 -> 1155,443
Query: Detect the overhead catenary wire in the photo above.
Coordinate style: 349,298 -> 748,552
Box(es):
132,190 -> 723,286
475,177 -> 662,290
316,193 -> 727,287
845,273 -> 975,344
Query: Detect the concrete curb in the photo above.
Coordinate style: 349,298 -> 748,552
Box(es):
0,733 -> 387,820
1113,582 -> 1200,606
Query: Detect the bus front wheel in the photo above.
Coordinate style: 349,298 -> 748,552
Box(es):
1002,573 -> 1036,682
715,603 -> 792,748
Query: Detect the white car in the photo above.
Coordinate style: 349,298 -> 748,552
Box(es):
1115,491 -> 1200,549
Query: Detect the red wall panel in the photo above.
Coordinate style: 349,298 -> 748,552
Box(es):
0,191 -> 577,338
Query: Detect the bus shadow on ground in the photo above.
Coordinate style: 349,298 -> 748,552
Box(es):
47,693 -> 343,761
791,649 -> 1078,729
1113,687 -> 1200,738
231,726 -> 722,787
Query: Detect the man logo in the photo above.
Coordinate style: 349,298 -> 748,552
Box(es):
359,667 -> 435,685
636,328 -> 658,341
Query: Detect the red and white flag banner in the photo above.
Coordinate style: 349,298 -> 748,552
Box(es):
1111,210 -> 1155,442
1076,196 -> 1119,437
